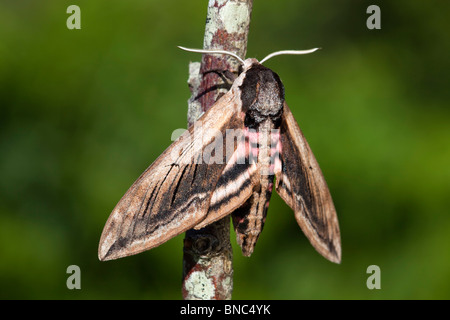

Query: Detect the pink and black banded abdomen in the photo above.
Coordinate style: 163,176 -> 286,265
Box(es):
231,120 -> 281,256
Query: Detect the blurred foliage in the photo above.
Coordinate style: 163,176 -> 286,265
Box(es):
1,0 -> 449,299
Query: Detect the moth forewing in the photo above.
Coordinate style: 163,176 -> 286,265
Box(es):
98,85 -> 246,261
275,103 -> 341,263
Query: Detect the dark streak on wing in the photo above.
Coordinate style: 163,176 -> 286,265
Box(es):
171,165 -> 189,206
191,164 -> 198,186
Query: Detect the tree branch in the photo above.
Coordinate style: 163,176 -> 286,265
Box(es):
182,0 -> 253,300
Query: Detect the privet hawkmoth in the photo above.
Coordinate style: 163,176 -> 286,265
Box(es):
98,47 -> 341,263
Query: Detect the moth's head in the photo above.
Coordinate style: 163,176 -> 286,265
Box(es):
238,61 -> 285,127
178,46 -> 319,122
178,46 -> 320,127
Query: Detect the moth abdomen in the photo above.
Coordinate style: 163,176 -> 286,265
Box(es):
232,173 -> 274,257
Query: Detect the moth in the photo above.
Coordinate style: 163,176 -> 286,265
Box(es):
98,46 -> 341,263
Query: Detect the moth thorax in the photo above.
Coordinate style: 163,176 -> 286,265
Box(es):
240,64 -> 285,128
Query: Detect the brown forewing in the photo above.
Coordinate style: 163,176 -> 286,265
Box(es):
275,103 -> 341,263
98,89 -> 244,261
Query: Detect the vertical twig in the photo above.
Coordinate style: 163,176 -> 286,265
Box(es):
182,0 -> 253,300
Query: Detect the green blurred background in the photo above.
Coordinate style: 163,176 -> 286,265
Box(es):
1,0 -> 449,299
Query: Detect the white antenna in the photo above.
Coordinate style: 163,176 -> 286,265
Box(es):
177,46 -> 245,65
178,46 -> 321,65
259,48 -> 320,64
